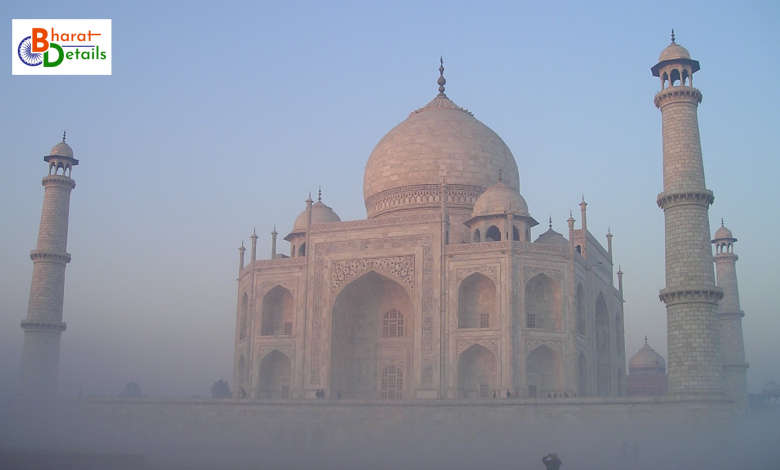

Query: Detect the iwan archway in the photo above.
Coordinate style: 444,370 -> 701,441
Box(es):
330,271 -> 413,400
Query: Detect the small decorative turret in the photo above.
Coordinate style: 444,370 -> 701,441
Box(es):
250,228 -> 258,264
271,226 -> 278,259
238,241 -> 246,271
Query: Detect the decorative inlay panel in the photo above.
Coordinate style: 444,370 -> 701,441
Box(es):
526,337 -> 563,352
455,265 -> 497,282
456,338 -> 498,357
330,255 -> 415,294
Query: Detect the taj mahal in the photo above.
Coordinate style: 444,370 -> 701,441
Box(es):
226,36 -> 746,403
9,31 -> 757,469
231,61 -> 626,401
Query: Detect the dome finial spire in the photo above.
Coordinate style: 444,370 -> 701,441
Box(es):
62,130 -> 66,143
549,216 -> 553,229
437,56 -> 446,95
318,185 -> 322,202
721,217 -> 725,227
645,335 -> 648,345
671,29 -> 676,43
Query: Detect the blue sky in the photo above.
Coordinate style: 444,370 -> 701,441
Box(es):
1,0 -> 778,397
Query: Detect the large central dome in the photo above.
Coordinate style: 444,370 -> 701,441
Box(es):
363,87 -> 520,218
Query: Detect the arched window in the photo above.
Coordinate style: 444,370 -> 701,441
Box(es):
261,286 -> 294,336
525,273 -> 561,330
513,226 -> 520,241
381,366 -> 403,400
382,309 -> 404,337
486,225 -> 501,242
458,273 -> 496,329
298,243 -> 306,257
670,69 -> 681,86
473,229 -> 481,242
239,293 -> 248,339
595,293 -> 611,396
576,284 -> 585,335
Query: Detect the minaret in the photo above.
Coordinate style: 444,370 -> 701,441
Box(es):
20,134 -> 79,402
712,221 -> 748,406
652,32 -> 723,396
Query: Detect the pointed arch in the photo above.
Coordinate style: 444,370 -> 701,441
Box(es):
458,273 -> 496,329
238,355 -> 247,393
670,68 -> 681,86
257,350 -> 291,399
261,286 -> 294,336
512,225 -> 520,241
595,292 -> 611,396
525,273 -> 562,330
473,229 -> 481,242
485,225 -> 501,241
576,283 -> 585,335
331,271 -> 413,400
526,344 -> 561,397
298,243 -> 306,257
578,352 -> 588,396
457,344 -> 497,399
239,292 -> 248,340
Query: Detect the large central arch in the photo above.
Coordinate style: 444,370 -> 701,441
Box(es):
457,344 -> 497,399
330,271 -> 413,400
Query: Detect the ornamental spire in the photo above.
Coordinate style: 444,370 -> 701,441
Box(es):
671,29 -> 676,43
62,130 -> 67,143
549,216 -> 552,229
437,57 -> 446,95
318,185 -> 322,202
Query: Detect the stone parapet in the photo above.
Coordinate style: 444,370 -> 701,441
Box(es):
41,174 -> 76,189
657,189 -> 714,209
659,286 -> 723,305
30,249 -> 71,264
654,86 -> 702,108
20,319 -> 67,332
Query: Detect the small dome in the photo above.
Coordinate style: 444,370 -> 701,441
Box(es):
658,42 -> 691,62
49,141 -> 73,158
293,201 -> 341,231
629,340 -> 666,371
472,181 -> 528,218
714,224 -> 734,241
535,227 -> 568,248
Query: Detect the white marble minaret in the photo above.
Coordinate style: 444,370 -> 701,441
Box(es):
712,221 -> 748,406
20,135 -> 78,401
652,32 -> 724,396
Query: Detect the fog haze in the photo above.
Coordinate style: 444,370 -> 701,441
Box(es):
1,0 -> 779,401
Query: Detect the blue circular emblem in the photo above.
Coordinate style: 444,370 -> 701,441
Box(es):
18,36 -> 43,66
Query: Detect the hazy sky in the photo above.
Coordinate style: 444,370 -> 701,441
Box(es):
1,0 -> 778,398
